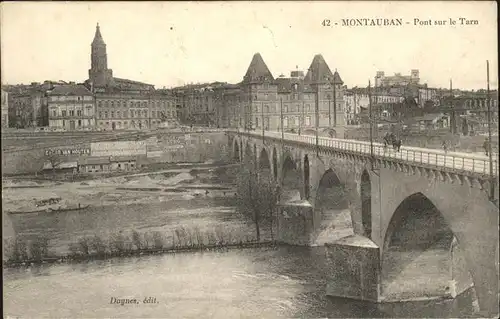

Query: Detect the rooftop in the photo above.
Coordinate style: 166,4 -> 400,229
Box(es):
48,84 -> 93,96
242,53 -> 274,83
78,156 -> 111,165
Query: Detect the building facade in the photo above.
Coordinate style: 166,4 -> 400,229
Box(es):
224,53 -> 346,137
87,24 -> 177,131
374,69 -> 420,87
173,82 -> 226,126
48,84 -> 95,130
7,90 -> 45,128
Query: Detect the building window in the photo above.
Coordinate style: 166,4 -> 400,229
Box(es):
152,110 -> 156,118
305,116 -> 311,126
52,110 -> 57,117
78,120 -> 81,126
69,110 -> 74,116
255,117 -> 259,127
105,112 -> 108,118
62,110 -> 67,117
77,110 -> 82,116
284,106 -> 288,113
111,111 -> 115,118
99,112 -> 102,119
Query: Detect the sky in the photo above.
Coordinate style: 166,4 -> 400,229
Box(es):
1,1 -> 498,90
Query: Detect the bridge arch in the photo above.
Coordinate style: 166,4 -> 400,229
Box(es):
272,147 -> 278,180
360,169 -> 372,238
232,138 -> 241,162
244,142 -> 253,168
313,168 -> 354,244
259,147 -> 272,183
281,154 -> 302,199
304,154 -> 310,200
381,192 -> 474,305
253,144 -> 258,169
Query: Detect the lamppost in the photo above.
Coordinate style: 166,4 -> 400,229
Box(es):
261,101 -> 265,141
368,80 -> 376,171
280,97 -> 284,141
308,67 -> 319,151
333,70 -> 337,128
486,60 -> 495,201
328,93 -> 332,127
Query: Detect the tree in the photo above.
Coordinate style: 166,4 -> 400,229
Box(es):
234,164 -> 281,242
45,152 -> 63,175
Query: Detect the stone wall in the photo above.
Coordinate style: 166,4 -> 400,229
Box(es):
2,132 -> 230,176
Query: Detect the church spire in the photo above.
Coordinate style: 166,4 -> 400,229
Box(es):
92,23 -> 105,46
89,23 -> 113,87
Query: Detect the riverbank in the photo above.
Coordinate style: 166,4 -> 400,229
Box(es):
3,239 -> 276,269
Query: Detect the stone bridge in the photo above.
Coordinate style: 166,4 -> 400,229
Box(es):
228,129 -> 499,317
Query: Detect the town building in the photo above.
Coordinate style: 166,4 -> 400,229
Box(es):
439,90 -> 499,135
374,69 -> 420,87
77,156 -> 111,173
344,87 -> 406,124
47,84 -> 95,130
86,24 -> 177,131
173,82 -> 227,126
411,113 -> 450,131
7,89 -> 45,128
1,89 -> 8,128
224,53 -> 346,137
4,81 -> 72,128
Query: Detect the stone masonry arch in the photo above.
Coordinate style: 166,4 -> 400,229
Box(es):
281,151 -> 303,201
232,137 -> 241,162
312,168 -> 355,245
377,169 -> 499,315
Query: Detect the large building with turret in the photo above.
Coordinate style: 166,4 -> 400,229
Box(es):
224,53 -> 346,137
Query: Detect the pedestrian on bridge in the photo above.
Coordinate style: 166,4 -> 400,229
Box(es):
442,140 -> 448,153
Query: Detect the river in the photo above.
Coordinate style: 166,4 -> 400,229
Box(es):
3,164 -> 479,318
3,246 -> 479,318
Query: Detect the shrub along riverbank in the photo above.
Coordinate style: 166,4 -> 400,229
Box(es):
3,226 -> 275,268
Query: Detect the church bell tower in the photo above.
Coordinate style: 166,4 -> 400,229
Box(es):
88,23 -> 113,88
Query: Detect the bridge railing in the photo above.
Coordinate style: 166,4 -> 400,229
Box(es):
231,129 -> 498,176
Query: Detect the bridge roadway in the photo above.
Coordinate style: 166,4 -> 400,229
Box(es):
231,129 -> 499,177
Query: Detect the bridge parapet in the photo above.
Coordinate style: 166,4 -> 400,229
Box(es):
229,129 -> 498,179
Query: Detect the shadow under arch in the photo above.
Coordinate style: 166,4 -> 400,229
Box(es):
303,154 -> 310,200
313,168 -> 354,244
360,169 -> 372,239
259,147 -> 272,183
281,155 -> 301,199
244,142 -> 253,168
233,139 -> 240,162
253,144 -> 257,169
272,147 -> 278,180
381,192 -> 474,302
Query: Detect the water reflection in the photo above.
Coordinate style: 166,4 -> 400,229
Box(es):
4,246 -> 478,318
